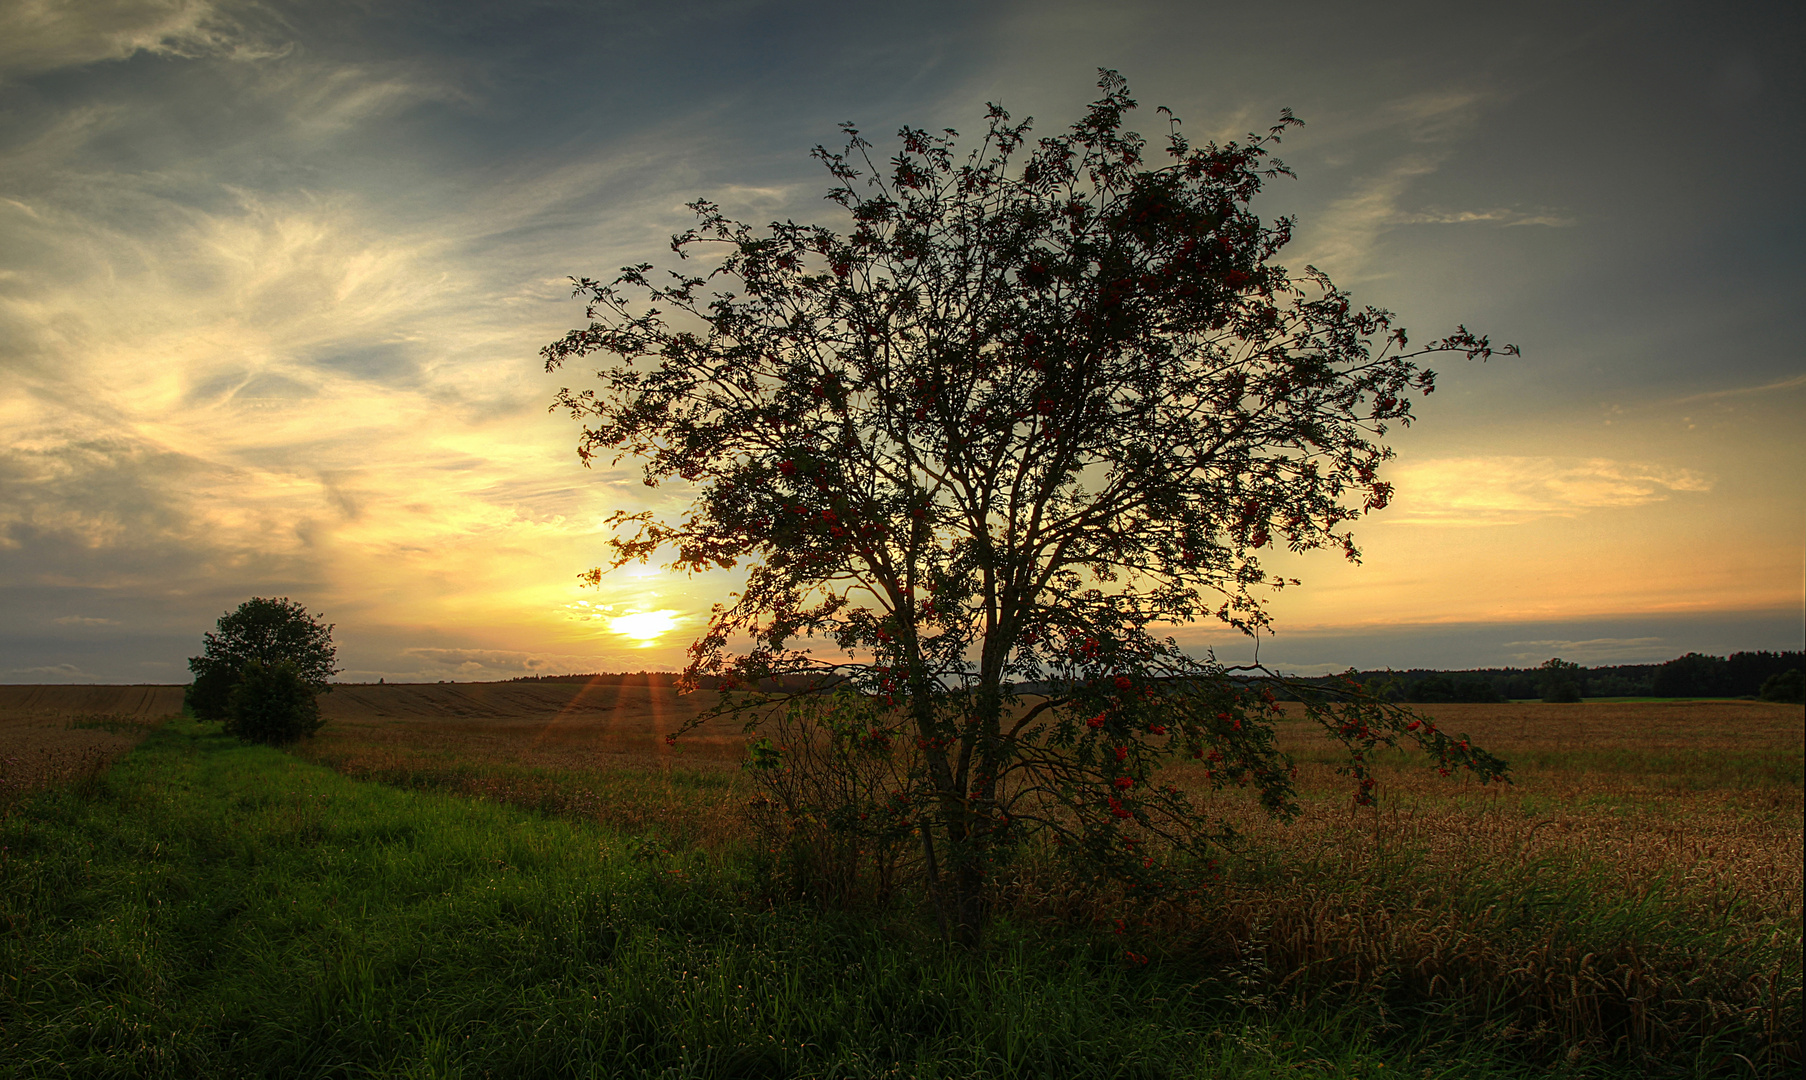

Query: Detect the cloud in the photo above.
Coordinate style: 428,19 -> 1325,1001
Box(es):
1383,456 -> 1713,526
1300,154 -> 1442,278
397,647 -> 619,679
0,126 -> 638,634
1285,91 -> 1480,277
1291,91 -> 1573,279
1387,207 -> 1575,228
0,43 -> 763,672
251,58 -> 472,139
1498,637 -> 1669,664
52,615 -> 120,626
0,0 -> 286,81
0,429 -> 321,590
1671,372 -> 1806,404
6,662 -> 100,681
404,648 -> 556,671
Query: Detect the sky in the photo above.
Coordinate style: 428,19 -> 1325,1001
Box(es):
2,0 -> 1802,684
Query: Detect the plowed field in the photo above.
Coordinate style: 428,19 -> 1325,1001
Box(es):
0,683 -> 185,718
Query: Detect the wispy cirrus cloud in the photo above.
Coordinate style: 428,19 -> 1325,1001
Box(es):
1292,90 -> 1575,281
1387,207 -> 1574,227
0,0 -> 286,81
0,86 -> 716,667
1382,456 -> 1713,526
1671,372 -> 1806,404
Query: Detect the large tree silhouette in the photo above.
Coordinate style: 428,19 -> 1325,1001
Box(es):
545,71 -> 1510,942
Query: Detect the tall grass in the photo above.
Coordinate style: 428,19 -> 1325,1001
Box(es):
0,718 -> 1568,1079
296,697 -> 1799,1076
5,711 -> 1797,1077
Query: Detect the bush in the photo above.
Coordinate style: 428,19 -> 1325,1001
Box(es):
225,660 -> 323,745
183,665 -> 237,722
740,691 -> 919,909
1759,668 -> 1804,704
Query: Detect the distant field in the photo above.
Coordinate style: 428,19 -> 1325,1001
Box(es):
317,676 -> 746,769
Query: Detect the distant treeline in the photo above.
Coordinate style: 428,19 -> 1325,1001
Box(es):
508,651 -> 1803,704
1282,650 -> 1804,703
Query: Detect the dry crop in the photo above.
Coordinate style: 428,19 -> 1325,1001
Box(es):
292,677 -> 752,848
13,680 -> 1792,1068
0,684 -> 182,821
292,685 -> 1801,1069
1002,700 -> 1803,1068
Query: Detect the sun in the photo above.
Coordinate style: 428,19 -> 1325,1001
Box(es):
607,609 -> 680,647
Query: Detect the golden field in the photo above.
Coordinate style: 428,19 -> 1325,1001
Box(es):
2,679 -> 1798,1064
0,684 -> 183,810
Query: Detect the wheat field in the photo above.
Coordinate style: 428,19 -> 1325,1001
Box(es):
3,680 -> 1799,1068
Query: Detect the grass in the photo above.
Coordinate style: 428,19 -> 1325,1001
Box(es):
0,717 -> 1572,1080
300,695 -> 1800,1075
2,692 -> 1800,1077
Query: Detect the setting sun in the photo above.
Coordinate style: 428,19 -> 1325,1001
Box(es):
607,610 -> 681,646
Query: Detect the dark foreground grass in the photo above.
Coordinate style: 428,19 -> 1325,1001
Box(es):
0,719 -> 1775,1080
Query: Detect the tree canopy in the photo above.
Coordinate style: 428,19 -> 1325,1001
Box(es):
186,597 -> 338,723
1538,658 -> 1583,703
545,71 -> 1510,941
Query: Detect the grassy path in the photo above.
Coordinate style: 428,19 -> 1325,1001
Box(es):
2,719 -> 1621,1078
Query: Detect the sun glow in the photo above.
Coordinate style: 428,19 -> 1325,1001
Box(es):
608,609 -> 680,646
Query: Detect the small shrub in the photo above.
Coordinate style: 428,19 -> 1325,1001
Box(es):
226,660 -> 324,744
741,691 -> 920,909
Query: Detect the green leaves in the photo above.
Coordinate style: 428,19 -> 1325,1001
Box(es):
224,659 -> 324,745
186,597 -> 338,728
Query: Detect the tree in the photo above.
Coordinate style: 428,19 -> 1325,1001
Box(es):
1727,650 -> 1806,696
1538,658 -> 1582,703
1407,673 -> 1502,704
1652,652 -> 1731,698
1759,668 -> 1803,704
225,659 -> 325,744
544,71 -> 1510,943
186,597 -> 338,727
183,664 -> 239,724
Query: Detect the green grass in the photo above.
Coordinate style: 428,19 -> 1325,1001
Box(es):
0,719 -> 1780,1078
